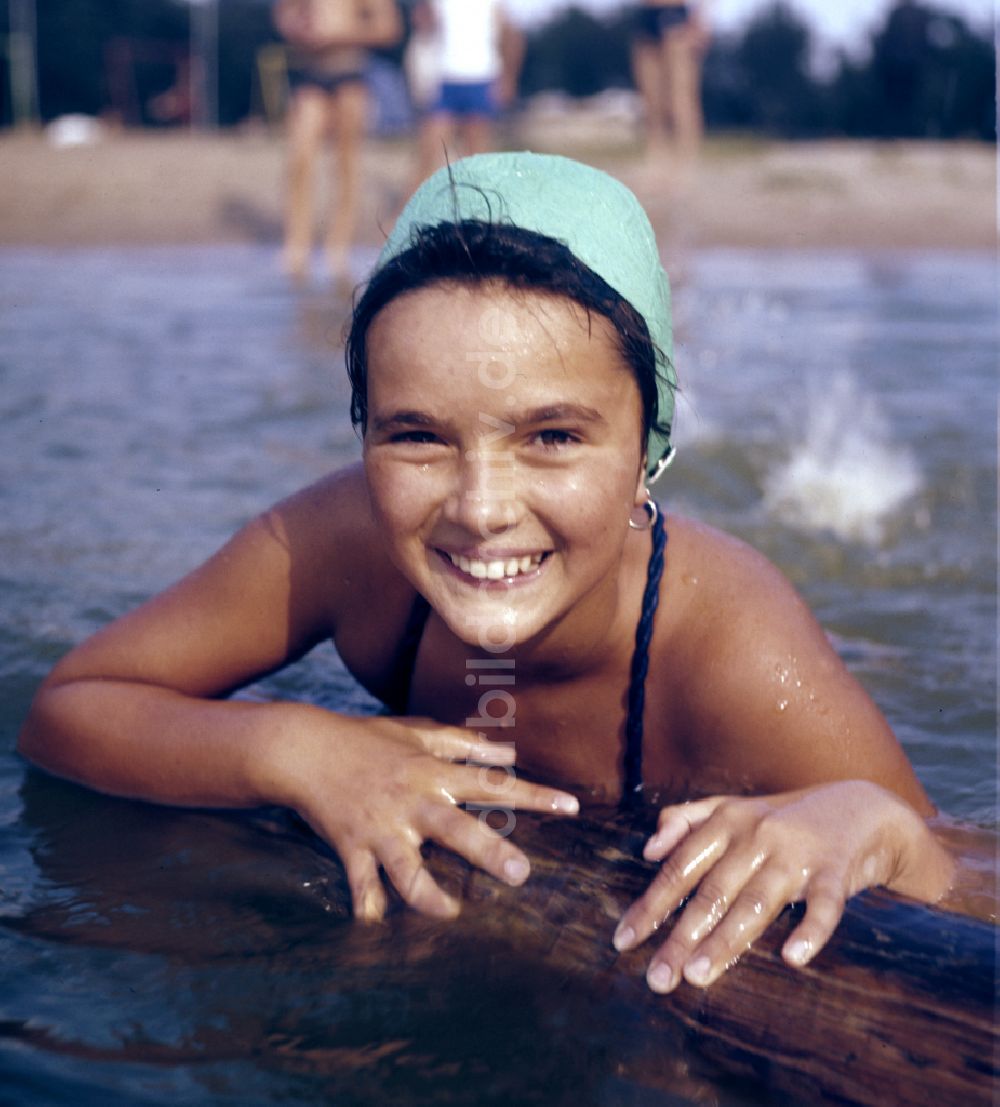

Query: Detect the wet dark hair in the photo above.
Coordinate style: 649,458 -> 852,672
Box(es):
345,220 -> 671,451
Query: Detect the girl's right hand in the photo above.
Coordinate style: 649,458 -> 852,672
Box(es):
275,712 -> 579,921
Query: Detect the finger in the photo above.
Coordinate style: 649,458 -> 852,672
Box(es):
377,838 -> 460,919
429,803 -> 533,888
614,824 -> 729,953
782,875 -> 847,969
407,721 -> 516,766
341,846 -> 387,922
454,764 -> 579,816
644,796 -> 729,861
656,863 -> 795,991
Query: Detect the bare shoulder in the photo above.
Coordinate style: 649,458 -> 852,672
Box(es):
261,462 -> 408,624
42,464 -> 412,702
270,464 -> 421,687
265,462 -> 376,567
656,513 -> 830,706
654,515 -> 928,805
660,515 -> 820,644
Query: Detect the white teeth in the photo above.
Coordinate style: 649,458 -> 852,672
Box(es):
446,551 -> 544,580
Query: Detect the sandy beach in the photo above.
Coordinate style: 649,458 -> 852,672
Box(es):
0,122 -> 995,252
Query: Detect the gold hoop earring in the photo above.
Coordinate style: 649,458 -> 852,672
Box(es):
628,494 -> 658,531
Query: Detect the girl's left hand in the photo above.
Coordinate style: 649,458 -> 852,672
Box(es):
613,781 -> 954,992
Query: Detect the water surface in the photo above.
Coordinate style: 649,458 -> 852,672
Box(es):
1,245 -> 995,1105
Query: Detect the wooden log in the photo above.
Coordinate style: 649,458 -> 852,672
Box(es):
12,777 -> 996,1103
423,806 -> 998,1107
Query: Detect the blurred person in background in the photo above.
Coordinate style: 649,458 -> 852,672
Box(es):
274,0 -> 403,285
407,0 -> 523,187
631,0 -> 710,175
402,0 -> 442,116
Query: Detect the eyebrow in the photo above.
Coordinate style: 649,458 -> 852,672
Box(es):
370,404 -> 607,433
369,410 -> 437,433
513,404 -> 607,425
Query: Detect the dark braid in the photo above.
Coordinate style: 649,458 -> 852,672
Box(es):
623,505 -> 666,804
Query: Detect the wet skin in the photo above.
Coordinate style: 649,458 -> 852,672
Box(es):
361,282 -> 954,989
17,280 -> 959,994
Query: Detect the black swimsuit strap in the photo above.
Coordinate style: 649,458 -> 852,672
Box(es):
390,592 -> 431,713
623,506 -> 667,804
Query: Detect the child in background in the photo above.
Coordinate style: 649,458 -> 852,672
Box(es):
408,0 -> 523,186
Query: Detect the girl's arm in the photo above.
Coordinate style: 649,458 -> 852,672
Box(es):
615,520 -> 994,990
18,470 -> 577,919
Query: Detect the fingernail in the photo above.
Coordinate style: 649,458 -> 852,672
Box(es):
504,856 -> 530,884
359,894 -> 381,921
613,924 -> 635,952
551,794 -> 579,814
646,814 -> 684,854
684,956 -> 712,986
647,963 -> 675,993
784,938 -> 814,967
477,743 -> 514,763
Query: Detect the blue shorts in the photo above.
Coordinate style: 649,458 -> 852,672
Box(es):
429,80 -> 498,119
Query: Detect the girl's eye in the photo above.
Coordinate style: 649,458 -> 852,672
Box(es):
536,429 -> 578,448
392,430 -> 441,445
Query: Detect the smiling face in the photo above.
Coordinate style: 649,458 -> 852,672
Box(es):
362,281 -> 648,652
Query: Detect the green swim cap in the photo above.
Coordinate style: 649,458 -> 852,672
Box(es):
379,152 -> 676,481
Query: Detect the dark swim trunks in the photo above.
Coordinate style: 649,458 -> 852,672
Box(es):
288,67 -> 367,95
634,4 -> 691,43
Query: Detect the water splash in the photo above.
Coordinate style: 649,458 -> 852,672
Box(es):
763,371 -> 922,545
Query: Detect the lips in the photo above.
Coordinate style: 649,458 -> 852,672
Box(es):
442,550 -> 547,581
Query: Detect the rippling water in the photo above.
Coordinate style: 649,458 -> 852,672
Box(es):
0,245 -> 995,1105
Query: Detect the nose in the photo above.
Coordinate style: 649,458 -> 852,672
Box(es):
443,445 -> 524,541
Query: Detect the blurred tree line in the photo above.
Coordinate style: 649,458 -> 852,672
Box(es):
0,0 -> 994,140
520,1 -> 994,140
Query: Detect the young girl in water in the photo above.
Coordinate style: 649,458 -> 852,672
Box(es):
18,153 -> 971,995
